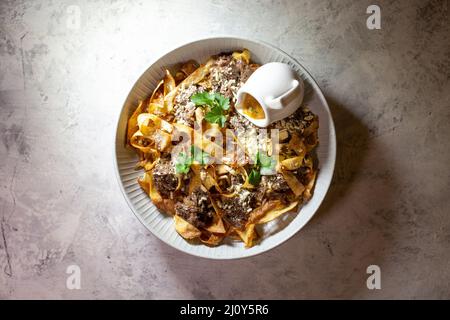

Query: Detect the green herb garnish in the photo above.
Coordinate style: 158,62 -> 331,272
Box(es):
175,152 -> 193,174
212,93 -> 230,111
248,151 -> 276,186
204,105 -> 227,127
257,151 -> 276,172
248,168 -> 261,185
191,92 -> 230,127
191,145 -> 210,165
191,92 -> 215,106
174,146 -> 210,174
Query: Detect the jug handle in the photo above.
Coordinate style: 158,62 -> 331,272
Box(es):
265,80 -> 301,110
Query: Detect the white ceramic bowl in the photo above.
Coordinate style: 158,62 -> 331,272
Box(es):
114,36 -> 336,259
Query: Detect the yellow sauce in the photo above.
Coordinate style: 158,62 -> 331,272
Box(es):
241,94 -> 265,119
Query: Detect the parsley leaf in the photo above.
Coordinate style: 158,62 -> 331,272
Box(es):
248,151 -> 276,186
248,169 -> 261,185
258,151 -> 276,171
191,145 -> 210,165
191,92 -> 215,106
190,92 -> 230,127
175,152 -> 192,174
214,93 -> 230,110
204,105 -> 227,127
175,146 -> 211,174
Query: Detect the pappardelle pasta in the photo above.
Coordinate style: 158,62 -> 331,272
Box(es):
127,49 -> 319,247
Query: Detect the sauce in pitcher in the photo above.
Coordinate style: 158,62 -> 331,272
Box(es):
241,94 -> 265,120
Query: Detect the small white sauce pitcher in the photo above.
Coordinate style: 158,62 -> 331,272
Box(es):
235,62 -> 304,127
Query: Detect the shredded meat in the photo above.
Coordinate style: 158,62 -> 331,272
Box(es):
270,106 -> 317,138
263,174 -> 290,192
174,187 -> 214,228
173,85 -> 202,126
230,173 -> 244,186
152,161 -> 178,197
222,190 -> 256,228
297,166 -> 313,186
210,54 -> 257,101
256,174 -> 291,204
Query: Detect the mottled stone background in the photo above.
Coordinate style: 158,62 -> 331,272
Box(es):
0,0 -> 449,299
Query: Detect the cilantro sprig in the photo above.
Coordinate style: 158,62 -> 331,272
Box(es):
175,146 -> 210,174
191,92 -> 230,127
248,151 -> 276,186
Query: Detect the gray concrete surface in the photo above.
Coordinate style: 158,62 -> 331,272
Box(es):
0,0 -> 449,299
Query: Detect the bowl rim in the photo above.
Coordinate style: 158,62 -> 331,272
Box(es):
113,35 -> 336,260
